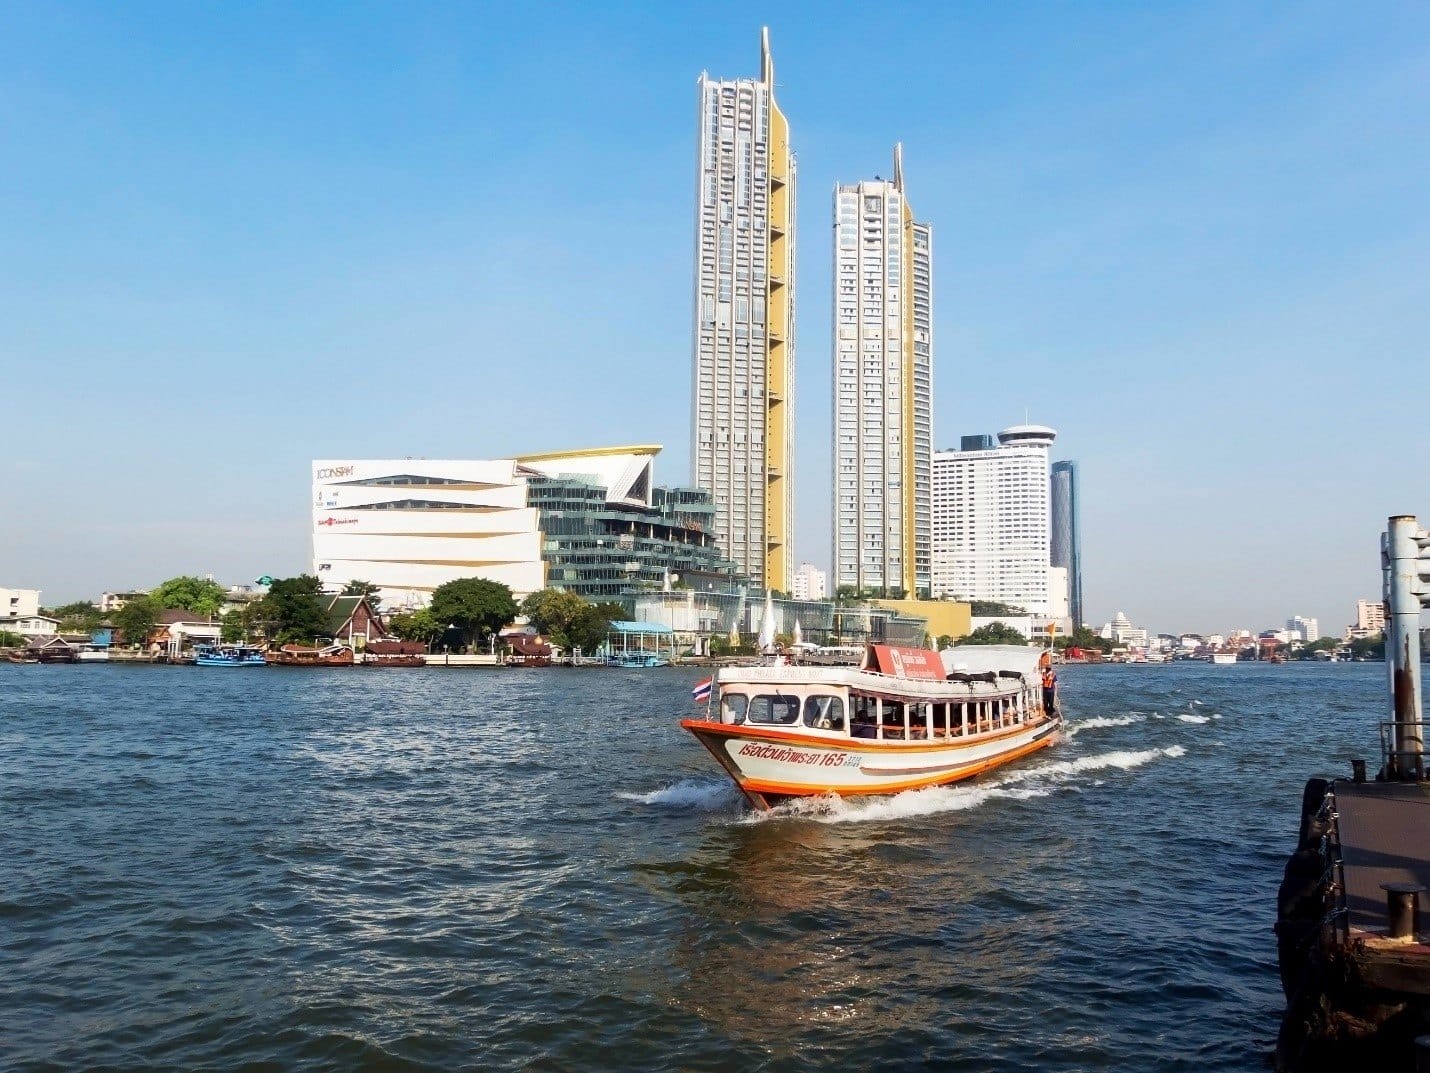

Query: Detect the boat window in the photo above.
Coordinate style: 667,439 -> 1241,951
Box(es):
802,695 -> 845,730
746,694 -> 801,725
722,693 -> 749,725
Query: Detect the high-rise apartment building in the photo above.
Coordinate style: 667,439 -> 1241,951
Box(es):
931,426 -> 1057,614
832,145 -> 932,597
1050,460 -> 1083,627
691,28 -> 795,592
1354,599 -> 1386,632
791,562 -> 827,601
1286,616 -> 1320,643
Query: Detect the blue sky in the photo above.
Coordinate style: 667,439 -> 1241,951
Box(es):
2,2 -> 1427,633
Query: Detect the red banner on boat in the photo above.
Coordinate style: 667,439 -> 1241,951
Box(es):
868,645 -> 945,680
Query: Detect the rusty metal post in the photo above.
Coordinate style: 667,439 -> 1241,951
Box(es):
1383,517 -> 1425,780
1382,881 -> 1424,939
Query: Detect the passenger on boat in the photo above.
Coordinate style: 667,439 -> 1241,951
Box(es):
1041,666 -> 1057,714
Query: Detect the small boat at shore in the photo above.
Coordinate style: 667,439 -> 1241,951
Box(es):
193,643 -> 267,667
1210,651 -> 1238,665
681,643 -> 1061,810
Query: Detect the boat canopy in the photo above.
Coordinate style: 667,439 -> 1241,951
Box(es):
608,620 -> 674,636
939,644 -> 1044,679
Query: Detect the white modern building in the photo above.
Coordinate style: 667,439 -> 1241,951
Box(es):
312,458 -> 545,608
312,447 -> 735,609
1099,611 -> 1149,649
832,145 -> 933,597
1,588 -> 41,620
691,27 -> 795,592
1286,615 -> 1320,643
790,562 -> 827,601
931,426 -> 1057,615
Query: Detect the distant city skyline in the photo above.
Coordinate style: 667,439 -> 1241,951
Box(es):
1,3 -> 1425,634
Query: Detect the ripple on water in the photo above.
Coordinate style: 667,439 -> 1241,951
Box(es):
0,661 -> 1391,1071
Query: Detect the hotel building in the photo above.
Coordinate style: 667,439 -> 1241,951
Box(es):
931,426 -> 1057,615
691,27 -> 795,592
832,145 -> 932,597
312,448 -> 734,608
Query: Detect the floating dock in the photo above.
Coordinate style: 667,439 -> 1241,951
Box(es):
1276,516 -> 1430,1072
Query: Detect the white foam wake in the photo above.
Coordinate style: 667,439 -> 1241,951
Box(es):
1065,713 -> 1145,737
615,778 -> 735,809
1177,714 -> 1210,724
745,746 -> 1186,826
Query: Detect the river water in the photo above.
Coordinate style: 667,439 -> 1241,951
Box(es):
0,661 -> 1396,1071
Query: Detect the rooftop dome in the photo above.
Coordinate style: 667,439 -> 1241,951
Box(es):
996,424 -> 1058,446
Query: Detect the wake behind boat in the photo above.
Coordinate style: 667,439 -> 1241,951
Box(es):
681,643 -> 1062,810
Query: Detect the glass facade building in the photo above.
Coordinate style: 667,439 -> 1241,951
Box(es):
527,477 -> 739,600
1050,460 -> 1083,628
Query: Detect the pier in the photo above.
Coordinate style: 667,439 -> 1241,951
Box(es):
1275,516 -> 1430,1072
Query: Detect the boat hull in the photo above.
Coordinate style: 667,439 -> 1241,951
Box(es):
680,717 -> 1061,810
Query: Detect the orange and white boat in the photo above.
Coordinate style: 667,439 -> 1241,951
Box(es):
681,643 -> 1062,810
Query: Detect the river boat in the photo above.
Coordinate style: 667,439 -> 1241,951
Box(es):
193,643 -> 267,667
267,643 -> 355,667
681,643 -> 1061,811
607,653 -> 669,669
361,640 -> 427,667
1210,651 -> 1238,665
75,645 -> 110,662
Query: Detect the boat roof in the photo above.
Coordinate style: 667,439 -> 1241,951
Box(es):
940,644 -> 1044,678
715,663 -> 1030,699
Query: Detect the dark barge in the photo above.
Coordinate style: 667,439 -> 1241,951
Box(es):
1276,516 -> 1430,1071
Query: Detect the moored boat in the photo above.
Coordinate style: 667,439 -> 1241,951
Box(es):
361,640 -> 427,667
266,643 -> 355,667
1210,651 -> 1238,665
193,643 -> 267,667
681,643 -> 1061,810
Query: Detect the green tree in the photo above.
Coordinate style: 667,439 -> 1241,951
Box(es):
430,578 -> 516,648
1054,624 -> 1112,653
151,575 -> 227,617
113,595 -> 162,647
252,575 -> 328,645
521,589 -> 589,647
959,622 -> 1030,646
0,629 -> 25,647
970,600 -> 1028,617
389,608 -> 443,644
1293,637 -> 1340,660
1349,633 -> 1385,660
51,600 -> 103,632
520,589 -> 621,652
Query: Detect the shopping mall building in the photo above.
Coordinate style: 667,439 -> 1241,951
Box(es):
310,446 -> 737,609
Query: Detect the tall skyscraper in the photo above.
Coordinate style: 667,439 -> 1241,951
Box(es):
832,145 -> 932,597
691,28 -> 795,592
1050,460 -> 1083,627
931,426 -> 1057,614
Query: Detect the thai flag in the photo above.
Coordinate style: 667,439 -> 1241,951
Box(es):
691,677 -> 713,703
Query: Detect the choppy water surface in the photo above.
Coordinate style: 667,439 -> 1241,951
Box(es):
0,661 -> 1392,1070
